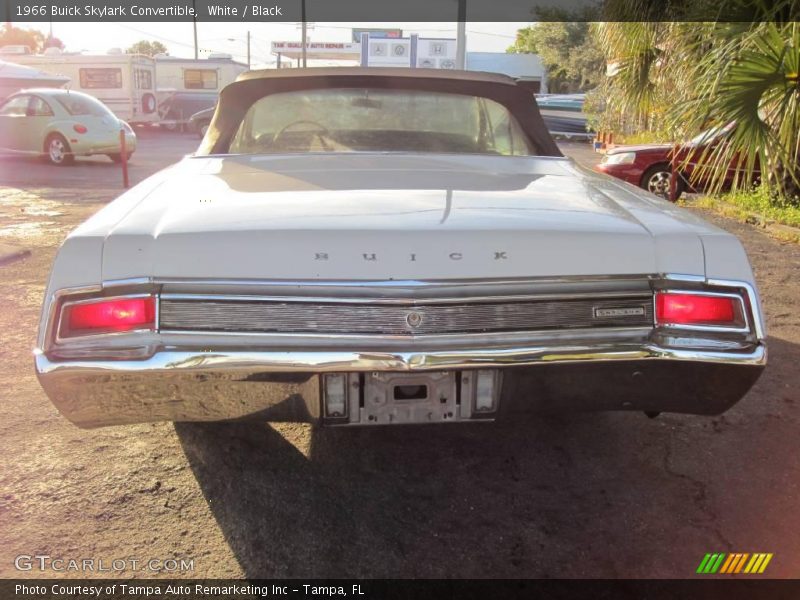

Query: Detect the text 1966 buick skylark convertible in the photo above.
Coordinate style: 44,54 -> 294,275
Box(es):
35,68 -> 766,428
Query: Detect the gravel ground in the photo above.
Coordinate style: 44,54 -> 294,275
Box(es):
0,136 -> 797,579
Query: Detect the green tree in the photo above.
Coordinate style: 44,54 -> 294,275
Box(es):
508,18 -> 605,93
43,35 -> 65,50
126,40 -> 168,57
681,22 -> 800,201
596,15 -> 800,203
0,24 -> 45,54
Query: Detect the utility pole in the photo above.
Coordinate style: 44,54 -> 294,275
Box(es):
192,0 -> 198,59
246,30 -> 251,68
456,0 -> 466,69
301,0 -> 307,68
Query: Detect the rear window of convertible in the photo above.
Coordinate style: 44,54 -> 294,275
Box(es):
228,88 -> 533,156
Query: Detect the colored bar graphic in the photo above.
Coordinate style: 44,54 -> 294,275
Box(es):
734,553 -> 749,573
700,552 -> 773,575
719,554 -> 736,574
712,553 -> 726,573
708,553 -> 726,574
702,554 -> 721,574
726,553 -> 745,573
744,554 -> 760,573
697,554 -> 712,574
759,554 -> 773,574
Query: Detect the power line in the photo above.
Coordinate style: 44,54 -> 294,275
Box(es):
113,23 -> 198,50
114,23 -> 225,55
467,30 -> 517,38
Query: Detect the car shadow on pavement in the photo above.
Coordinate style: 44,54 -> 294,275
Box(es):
173,333 -> 799,578
175,412 -> 654,578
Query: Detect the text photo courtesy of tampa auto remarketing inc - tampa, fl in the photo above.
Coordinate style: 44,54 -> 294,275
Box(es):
0,0 -> 799,598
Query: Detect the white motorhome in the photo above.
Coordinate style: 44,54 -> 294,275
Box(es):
154,54 -> 248,128
5,50 -> 158,124
155,54 -> 248,93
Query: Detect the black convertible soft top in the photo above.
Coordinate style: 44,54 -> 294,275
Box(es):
198,67 -> 563,157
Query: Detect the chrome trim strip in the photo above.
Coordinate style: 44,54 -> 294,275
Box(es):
103,277 -> 153,289
35,341 -> 767,377
156,274 -> 652,288
92,273 -> 741,289
154,292 -> 161,334
41,274 -> 766,351
660,273 -> 707,283
707,278 -> 765,340
159,290 -> 653,306
156,326 -> 654,347
39,283 -> 103,351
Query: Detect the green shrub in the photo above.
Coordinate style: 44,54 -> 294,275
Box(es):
714,186 -> 800,228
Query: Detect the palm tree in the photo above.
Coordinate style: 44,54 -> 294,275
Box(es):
678,22 -> 800,202
595,9 -> 800,204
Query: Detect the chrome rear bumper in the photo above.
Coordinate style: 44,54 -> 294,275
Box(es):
34,341 -> 766,428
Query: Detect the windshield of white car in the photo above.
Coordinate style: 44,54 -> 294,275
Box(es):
228,88 -> 533,156
54,94 -> 116,118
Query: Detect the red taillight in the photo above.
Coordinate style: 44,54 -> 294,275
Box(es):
73,124 -> 88,134
61,296 -> 155,338
655,292 -> 743,327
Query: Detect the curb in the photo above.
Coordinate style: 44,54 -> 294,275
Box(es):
733,209 -> 800,241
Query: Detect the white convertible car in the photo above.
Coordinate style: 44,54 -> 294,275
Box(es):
35,68 -> 766,428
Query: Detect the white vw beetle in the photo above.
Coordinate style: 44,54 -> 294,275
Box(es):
35,68 -> 766,428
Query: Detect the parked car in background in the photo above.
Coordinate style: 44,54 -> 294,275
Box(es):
35,69 -> 765,429
535,93 -> 593,140
6,50 -> 159,125
188,105 -> 215,138
0,88 -> 136,165
158,92 -> 215,132
594,122 -> 751,199
155,54 -> 247,131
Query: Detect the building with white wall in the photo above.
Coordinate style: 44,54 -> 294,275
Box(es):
466,52 -> 548,93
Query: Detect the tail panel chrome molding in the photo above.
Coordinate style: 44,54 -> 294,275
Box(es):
39,273 -> 766,354
35,273 -> 766,428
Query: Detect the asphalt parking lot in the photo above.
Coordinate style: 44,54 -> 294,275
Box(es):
0,132 -> 798,578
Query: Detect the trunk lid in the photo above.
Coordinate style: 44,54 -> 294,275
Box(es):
101,153 -> 710,281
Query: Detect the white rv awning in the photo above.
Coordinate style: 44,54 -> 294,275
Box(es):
0,59 -> 71,85
0,59 -> 70,98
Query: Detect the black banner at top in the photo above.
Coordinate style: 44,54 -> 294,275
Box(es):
0,0 -> 798,22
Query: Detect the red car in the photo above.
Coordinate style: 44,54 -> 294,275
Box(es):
594,123 -> 753,199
